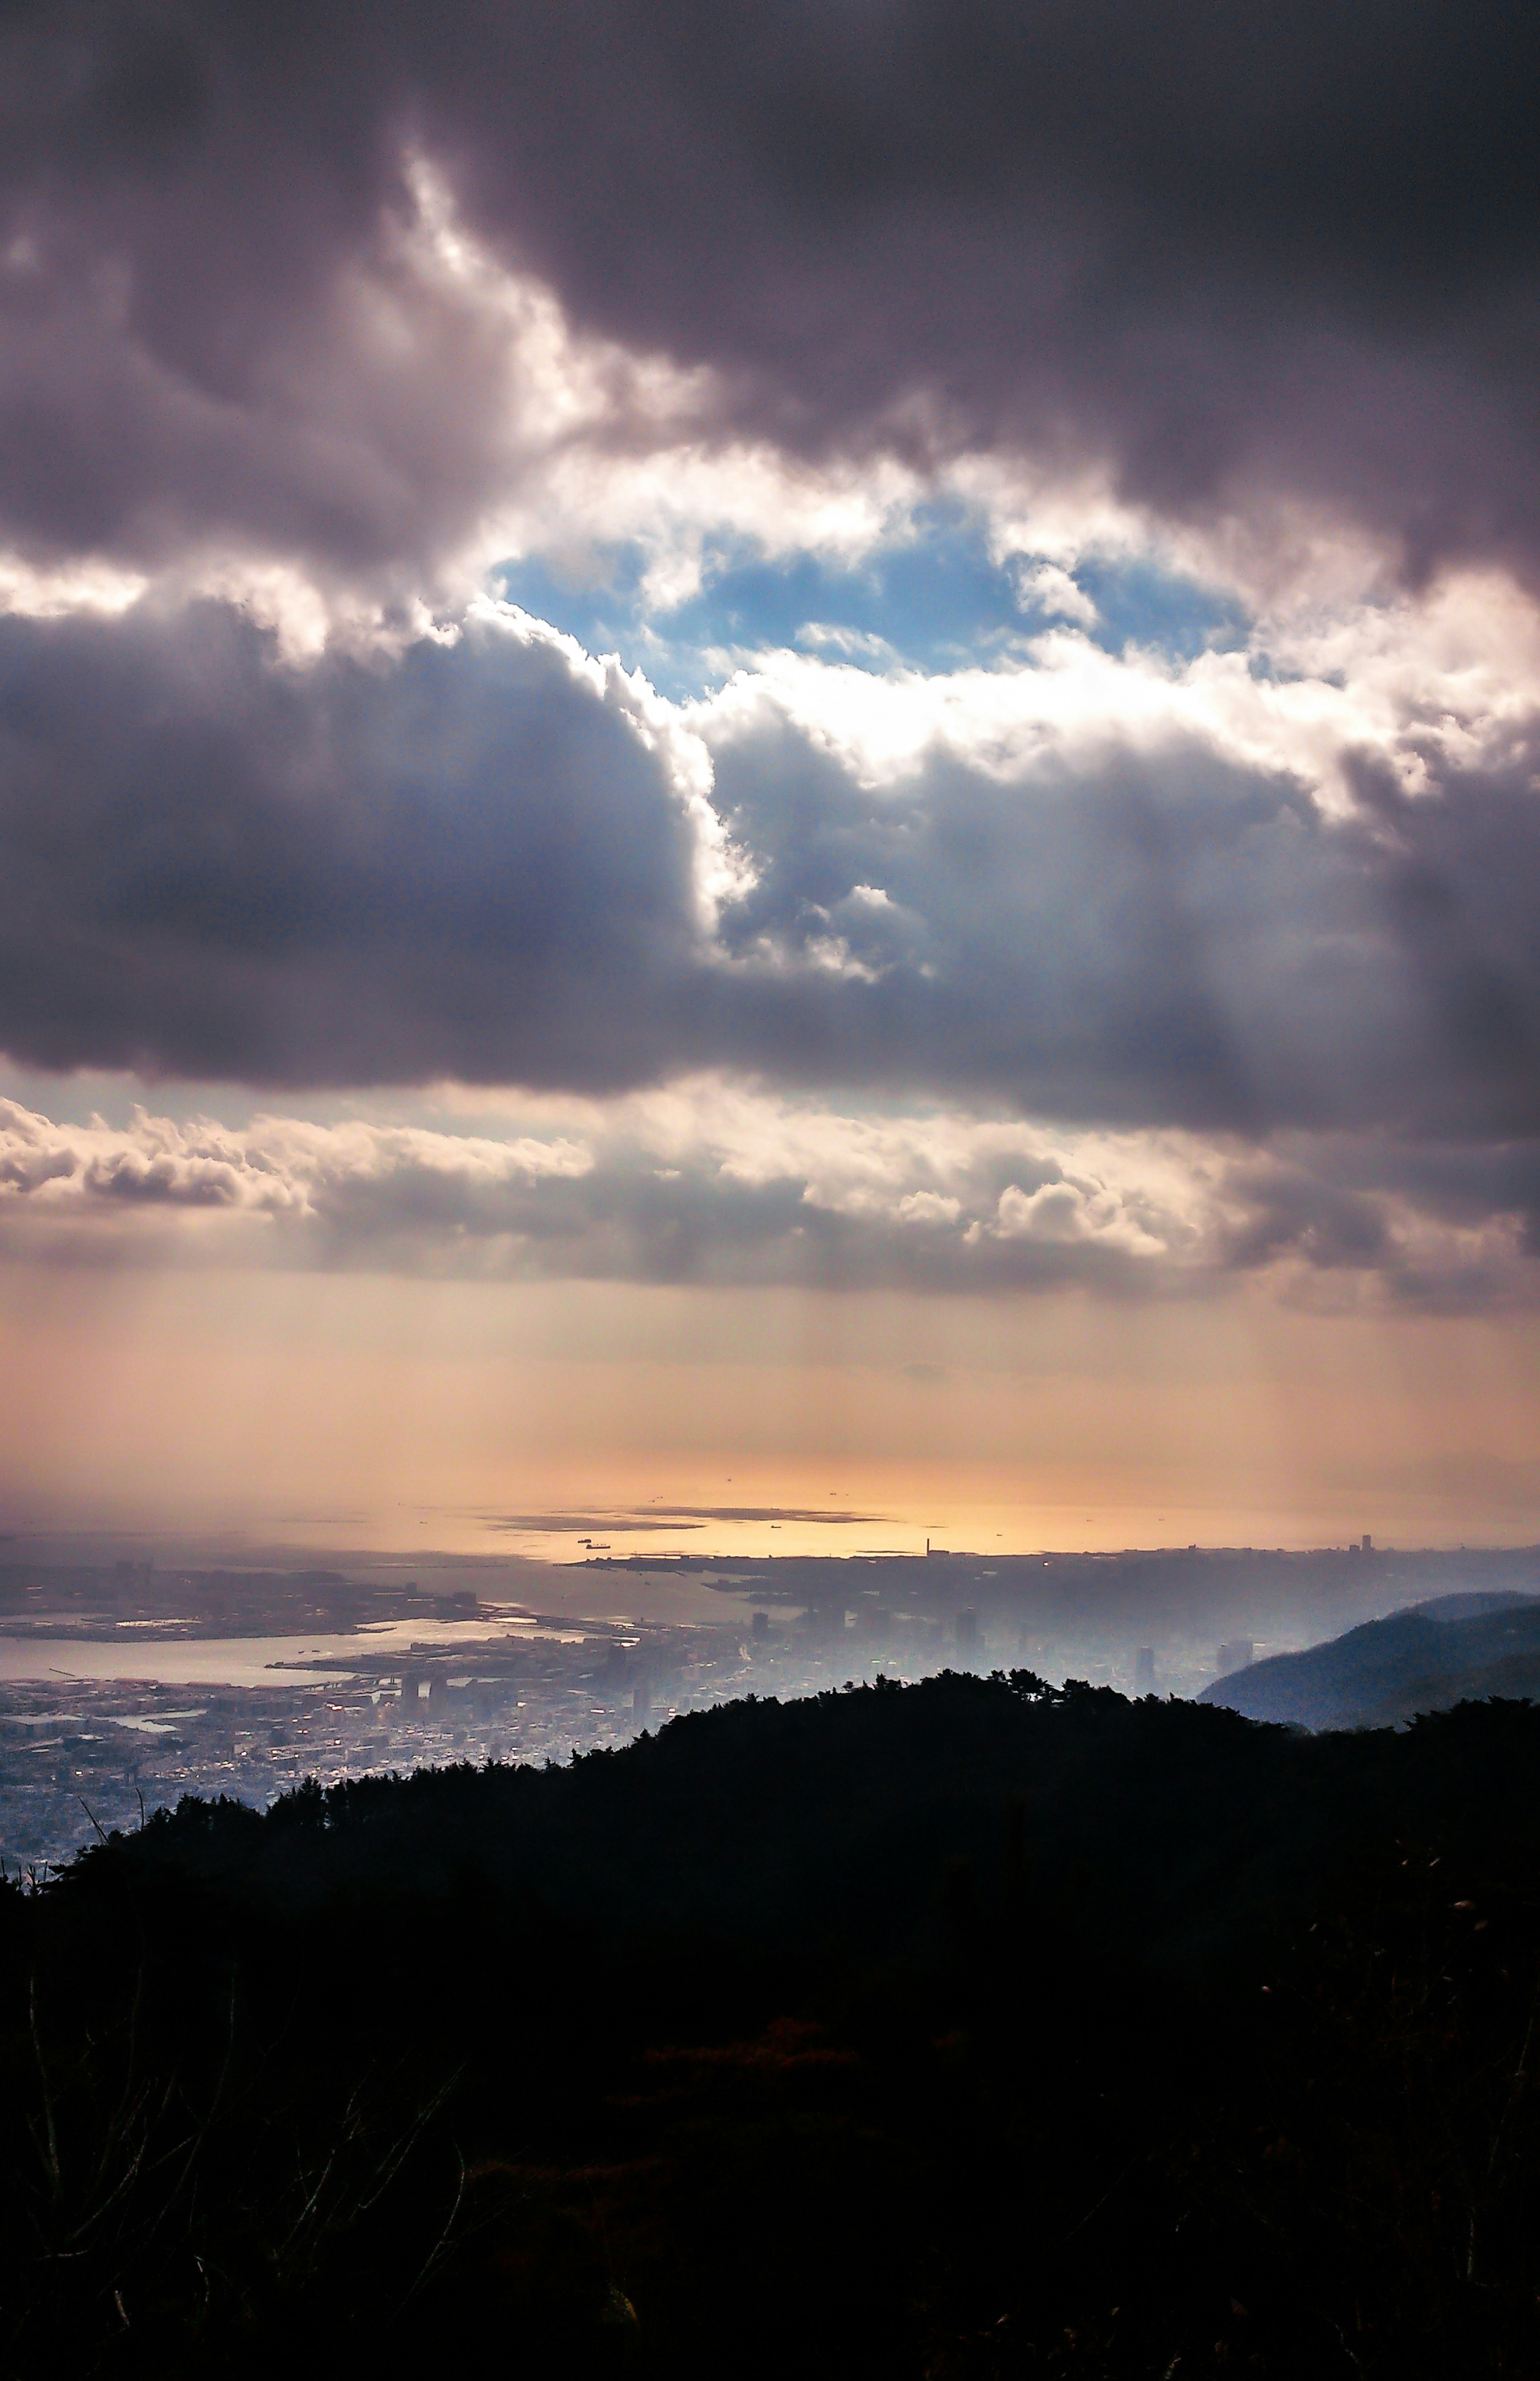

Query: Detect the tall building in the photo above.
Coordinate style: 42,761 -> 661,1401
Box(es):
1135,1647 -> 1156,1693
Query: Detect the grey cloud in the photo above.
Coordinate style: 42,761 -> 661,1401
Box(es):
486,1506 -> 889,1531
6,601 -> 1540,1155
624,1505 -> 888,1525
707,715 -> 1311,1129
0,1096 -> 1186,1293
0,602 -> 706,1090
702,708 -> 1540,1143
484,1515 -> 705,1535
5,5 -> 1540,586
5,1093 -> 1540,1311
1224,1133 -> 1540,1309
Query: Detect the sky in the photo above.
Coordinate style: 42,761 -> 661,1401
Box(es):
3,2 -> 1540,1560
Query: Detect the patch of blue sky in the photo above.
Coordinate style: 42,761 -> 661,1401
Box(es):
1072,554 -> 1251,662
493,507 -> 1252,699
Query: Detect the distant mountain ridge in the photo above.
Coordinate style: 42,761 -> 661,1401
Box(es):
1200,1591 -> 1540,1729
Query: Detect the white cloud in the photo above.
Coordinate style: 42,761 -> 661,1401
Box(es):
1013,560 -> 1099,627
896,1191 -> 964,1226
794,623 -> 902,663
993,1177 -> 1168,1256
0,554 -> 148,621
691,561 -> 1540,818
0,1101 -> 591,1228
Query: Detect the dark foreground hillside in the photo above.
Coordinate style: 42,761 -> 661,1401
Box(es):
6,1674 -> 1540,2379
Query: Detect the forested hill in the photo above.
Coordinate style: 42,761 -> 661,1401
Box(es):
8,1676 -> 1540,2377
78,1668 -> 1540,1960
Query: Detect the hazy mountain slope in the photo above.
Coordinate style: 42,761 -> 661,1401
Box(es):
1200,1593 -> 1540,1728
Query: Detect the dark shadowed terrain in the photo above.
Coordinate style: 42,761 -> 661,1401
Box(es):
5,1674 -> 1540,2377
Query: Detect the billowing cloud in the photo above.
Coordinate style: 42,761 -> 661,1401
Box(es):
0,1088 -> 1216,1289
7,4 -> 1540,1336
6,589 -> 1540,1156
0,598 -> 723,1089
5,3 -> 1540,608
2,1084 -> 1537,1312
0,1099 -> 591,1218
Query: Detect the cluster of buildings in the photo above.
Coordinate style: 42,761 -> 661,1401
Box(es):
0,1597 -> 1256,1876
0,1615 -> 885,1874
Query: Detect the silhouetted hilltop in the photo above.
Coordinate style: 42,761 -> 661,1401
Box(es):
105,1673 -> 1322,1965
88,1668 -> 1540,1964
1200,1594 -> 1540,1729
7,1674 -> 1540,2378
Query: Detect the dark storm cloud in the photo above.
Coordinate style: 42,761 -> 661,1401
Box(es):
6,598 -> 1540,1150
6,3 -> 1540,582
703,709 -> 1540,1143
0,603 -> 706,1089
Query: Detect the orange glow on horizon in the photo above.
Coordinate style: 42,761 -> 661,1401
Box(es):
0,1265 -> 1538,1563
